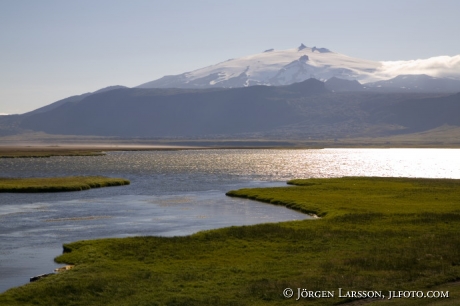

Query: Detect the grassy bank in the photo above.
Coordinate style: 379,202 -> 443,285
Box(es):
0,176 -> 130,192
1,177 -> 459,305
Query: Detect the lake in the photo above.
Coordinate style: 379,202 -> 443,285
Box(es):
1,148 -> 460,293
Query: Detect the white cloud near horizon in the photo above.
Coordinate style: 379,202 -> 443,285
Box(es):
376,55 -> 460,80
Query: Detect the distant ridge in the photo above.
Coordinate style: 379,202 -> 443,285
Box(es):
20,79 -> 330,138
364,75 -> 460,93
323,75 -> 460,93
25,85 -> 127,116
9,78 -> 459,140
325,77 -> 364,92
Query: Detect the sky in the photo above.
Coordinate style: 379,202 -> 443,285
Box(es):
1,0 -> 459,115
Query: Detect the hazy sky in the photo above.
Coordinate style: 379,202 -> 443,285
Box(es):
1,0 -> 459,114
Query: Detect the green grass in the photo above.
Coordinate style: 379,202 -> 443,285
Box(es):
1,177 -> 460,305
0,176 -> 130,192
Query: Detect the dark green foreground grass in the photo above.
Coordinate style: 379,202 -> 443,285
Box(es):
1,177 -> 460,305
0,176 -> 130,192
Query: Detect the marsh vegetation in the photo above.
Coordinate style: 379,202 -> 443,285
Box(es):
0,176 -> 130,192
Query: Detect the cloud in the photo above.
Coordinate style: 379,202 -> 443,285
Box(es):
376,55 -> 460,80
0,113 -> 9,116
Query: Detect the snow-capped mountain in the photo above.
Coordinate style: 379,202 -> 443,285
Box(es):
138,44 -> 382,88
137,44 -> 460,89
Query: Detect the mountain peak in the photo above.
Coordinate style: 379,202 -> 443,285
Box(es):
299,55 -> 309,62
312,46 -> 331,53
298,43 -> 307,51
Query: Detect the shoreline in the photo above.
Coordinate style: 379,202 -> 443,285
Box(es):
2,143 -> 460,157
2,130 -> 460,151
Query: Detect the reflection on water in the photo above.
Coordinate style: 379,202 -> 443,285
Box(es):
1,148 -> 460,293
2,149 -> 459,184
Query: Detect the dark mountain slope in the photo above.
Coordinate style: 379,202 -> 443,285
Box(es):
379,93 -> 460,133
325,77 -> 364,92
261,92 -> 446,138
24,86 -> 127,116
14,79 -> 460,139
0,114 -> 23,136
20,79 -> 328,138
